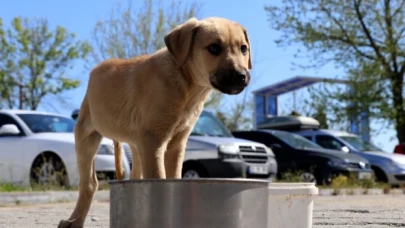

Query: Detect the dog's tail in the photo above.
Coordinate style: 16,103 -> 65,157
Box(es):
113,141 -> 124,180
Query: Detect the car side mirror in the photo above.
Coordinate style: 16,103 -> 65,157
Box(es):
270,143 -> 282,149
341,146 -> 350,153
0,124 -> 20,135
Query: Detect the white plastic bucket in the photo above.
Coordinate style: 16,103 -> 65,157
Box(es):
267,183 -> 319,228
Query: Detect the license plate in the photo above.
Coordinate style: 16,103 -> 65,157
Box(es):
358,172 -> 372,180
248,165 -> 269,175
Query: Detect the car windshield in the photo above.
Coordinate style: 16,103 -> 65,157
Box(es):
17,114 -> 76,133
269,130 -> 324,150
190,111 -> 232,137
339,136 -> 383,152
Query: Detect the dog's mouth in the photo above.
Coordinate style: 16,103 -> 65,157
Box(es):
210,80 -> 246,95
209,70 -> 250,95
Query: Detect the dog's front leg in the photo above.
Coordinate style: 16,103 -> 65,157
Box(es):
165,127 -> 192,178
138,131 -> 168,179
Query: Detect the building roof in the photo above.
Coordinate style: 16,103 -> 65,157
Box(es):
252,76 -> 348,96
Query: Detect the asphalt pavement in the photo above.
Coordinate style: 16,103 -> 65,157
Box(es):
0,195 -> 404,228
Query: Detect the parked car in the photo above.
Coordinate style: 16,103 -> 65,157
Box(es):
72,109 -> 278,179
257,116 -> 405,185
232,129 -> 373,185
0,109 -> 131,188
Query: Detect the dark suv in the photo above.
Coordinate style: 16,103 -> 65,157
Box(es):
232,129 -> 374,185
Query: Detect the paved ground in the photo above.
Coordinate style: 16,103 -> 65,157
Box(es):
0,195 -> 404,228
313,195 -> 405,227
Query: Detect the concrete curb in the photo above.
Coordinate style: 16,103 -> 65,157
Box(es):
0,190 -> 110,205
318,188 -> 405,196
0,188 -> 404,205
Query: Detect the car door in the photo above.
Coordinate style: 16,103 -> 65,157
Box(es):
0,114 -> 26,184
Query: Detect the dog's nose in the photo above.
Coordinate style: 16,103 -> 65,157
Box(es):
235,71 -> 247,83
234,70 -> 249,86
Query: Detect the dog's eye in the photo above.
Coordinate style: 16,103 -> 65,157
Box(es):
241,45 -> 248,55
207,44 -> 222,56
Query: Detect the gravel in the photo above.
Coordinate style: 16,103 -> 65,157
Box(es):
0,195 -> 404,228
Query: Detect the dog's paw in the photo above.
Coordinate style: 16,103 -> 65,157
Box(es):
58,220 -> 83,228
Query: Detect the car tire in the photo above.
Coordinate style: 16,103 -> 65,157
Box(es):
30,152 -> 69,188
371,166 -> 388,183
300,172 -> 317,184
182,163 -> 208,179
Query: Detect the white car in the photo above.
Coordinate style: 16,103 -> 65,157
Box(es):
0,110 -> 130,187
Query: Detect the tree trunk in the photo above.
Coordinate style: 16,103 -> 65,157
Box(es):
391,73 -> 405,143
18,85 -> 24,109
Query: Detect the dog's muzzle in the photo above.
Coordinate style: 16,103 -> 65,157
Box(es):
210,69 -> 250,95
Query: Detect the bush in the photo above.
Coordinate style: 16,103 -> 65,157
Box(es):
331,173 -> 378,189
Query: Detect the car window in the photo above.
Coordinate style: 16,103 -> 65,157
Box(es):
17,114 -> 75,133
303,136 -> 312,141
0,114 -> 24,136
315,135 -> 344,150
234,132 -> 280,146
339,136 -> 382,152
267,130 -> 323,149
191,111 -> 232,137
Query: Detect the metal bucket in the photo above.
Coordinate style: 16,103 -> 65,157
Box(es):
109,178 -> 318,228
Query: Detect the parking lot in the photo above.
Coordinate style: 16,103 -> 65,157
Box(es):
0,195 -> 404,228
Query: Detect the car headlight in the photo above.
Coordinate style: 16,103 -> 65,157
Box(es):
98,144 -> 114,155
218,144 -> 239,154
327,160 -> 348,169
265,146 -> 275,157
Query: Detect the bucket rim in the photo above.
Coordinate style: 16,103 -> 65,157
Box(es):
108,178 -> 273,185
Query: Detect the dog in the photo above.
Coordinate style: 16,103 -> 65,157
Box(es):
58,16 -> 252,228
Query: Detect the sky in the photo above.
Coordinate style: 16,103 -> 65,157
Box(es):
1,0 -> 398,152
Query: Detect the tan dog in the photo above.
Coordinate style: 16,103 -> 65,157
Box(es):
58,17 -> 252,228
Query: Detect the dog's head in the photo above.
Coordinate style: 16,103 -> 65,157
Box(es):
164,17 -> 252,95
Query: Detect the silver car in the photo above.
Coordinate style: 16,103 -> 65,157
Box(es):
72,109 -> 278,179
257,115 -> 405,185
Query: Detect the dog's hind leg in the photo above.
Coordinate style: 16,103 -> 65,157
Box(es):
113,141 -> 124,180
129,144 -> 143,179
58,100 -> 103,228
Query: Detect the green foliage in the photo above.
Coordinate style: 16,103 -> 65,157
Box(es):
265,0 -> 405,142
0,17 -> 90,110
331,173 -> 379,189
88,0 -> 201,64
205,89 -> 255,132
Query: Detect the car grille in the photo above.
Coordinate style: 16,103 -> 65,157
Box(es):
239,145 -> 268,164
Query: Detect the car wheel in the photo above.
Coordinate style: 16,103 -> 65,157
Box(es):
182,163 -> 207,179
182,169 -> 201,179
300,172 -> 317,184
371,166 -> 388,183
30,152 -> 69,188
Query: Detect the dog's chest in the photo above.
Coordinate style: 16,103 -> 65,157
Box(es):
174,108 -> 201,133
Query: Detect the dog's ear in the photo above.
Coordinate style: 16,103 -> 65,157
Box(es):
164,17 -> 199,67
242,28 -> 252,70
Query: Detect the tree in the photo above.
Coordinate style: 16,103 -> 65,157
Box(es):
265,0 -> 405,142
214,90 -> 255,131
0,17 -> 90,110
88,0 -> 201,65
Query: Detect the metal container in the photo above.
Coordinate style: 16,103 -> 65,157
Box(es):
109,179 -> 318,228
